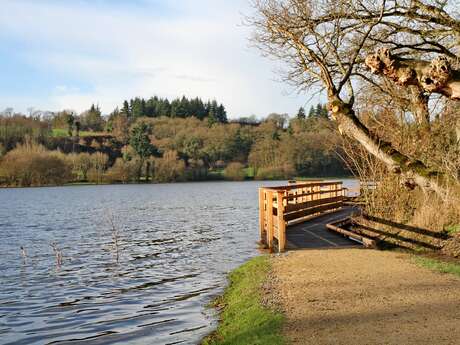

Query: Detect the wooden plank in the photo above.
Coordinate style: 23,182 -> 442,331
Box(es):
265,181 -> 343,191
284,188 -> 347,201
266,191 -> 274,249
285,196 -> 344,213
258,188 -> 265,242
326,222 -> 377,248
277,191 -> 286,252
283,201 -> 343,221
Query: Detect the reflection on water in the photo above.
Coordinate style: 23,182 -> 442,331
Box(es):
0,179 -> 357,345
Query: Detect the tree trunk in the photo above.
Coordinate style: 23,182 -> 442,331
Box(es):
329,97 -> 445,196
137,159 -> 144,183
409,87 -> 430,129
145,161 -> 151,182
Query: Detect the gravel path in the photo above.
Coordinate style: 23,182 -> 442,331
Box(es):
271,249 -> 460,345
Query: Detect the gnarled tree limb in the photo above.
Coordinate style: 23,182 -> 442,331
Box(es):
365,48 -> 460,100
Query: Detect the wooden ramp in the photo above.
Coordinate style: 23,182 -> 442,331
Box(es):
286,206 -> 361,249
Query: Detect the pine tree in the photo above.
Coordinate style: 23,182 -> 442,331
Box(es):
129,122 -> 157,181
321,104 -> 329,118
216,104 -> 228,123
315,103 -> 323,118
297,107 -> 306,119
66,112 -> 75,136
308,106 -> 315,118
131,98 -> 145,118
81,104 -> 103,131
122,100 -> 131,117
207,101 -> 218,126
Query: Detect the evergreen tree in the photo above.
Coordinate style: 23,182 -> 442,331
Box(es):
207,100 -> 218,126
131,98 -> 145,118
121,95 -> 228,120
66,113 -> 75,136
177,96 -> 190,117
158,99 -> 171,116
122,100 -> 131,117
297,107 -> 306,119
216,104 -> 228,123
81,104 -> 103,131
308,106 -> 315,118
315,103 -> 323,118
129,122 -> 157,181
320,104 -> 329,118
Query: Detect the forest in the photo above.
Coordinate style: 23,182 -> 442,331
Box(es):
0,97 -> 348,187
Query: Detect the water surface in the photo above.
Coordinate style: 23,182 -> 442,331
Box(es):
0,180 -> 357,345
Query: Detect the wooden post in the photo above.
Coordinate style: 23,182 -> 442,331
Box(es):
267,191 -> 274,250
259,188 -> 265,243
277,191 -> 286,252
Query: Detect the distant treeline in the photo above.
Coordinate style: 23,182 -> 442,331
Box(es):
120,96 -> 228,123
0,100 -> 349,187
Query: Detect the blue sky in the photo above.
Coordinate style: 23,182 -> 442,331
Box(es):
0,0 -> 320,118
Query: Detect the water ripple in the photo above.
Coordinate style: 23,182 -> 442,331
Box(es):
0,180 -> 359,344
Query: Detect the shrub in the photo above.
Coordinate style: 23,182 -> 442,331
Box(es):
105,158 -> 138,183
255,164 -> 296,180
0,142 -> 70,186
87,152 -> 108,184
224,162 -> 246,181
67,152 -> 92,181
154,150 -> 186,182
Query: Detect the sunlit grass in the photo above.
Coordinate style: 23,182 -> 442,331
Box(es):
51,128 -> 107,137
413,256 -> 460,278
445,224 -> 460,235
202,256 -> 285,345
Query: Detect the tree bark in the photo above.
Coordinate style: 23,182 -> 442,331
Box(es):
409,86 -> 430,128
328,97 -> 445,196
365,48 -> 460,100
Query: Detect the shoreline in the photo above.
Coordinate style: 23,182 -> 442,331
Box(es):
203,250 -> 460,345
201,255 -> 285,345
0,176 -> 356,189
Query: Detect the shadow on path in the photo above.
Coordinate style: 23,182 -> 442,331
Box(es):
286,207 -> 361,249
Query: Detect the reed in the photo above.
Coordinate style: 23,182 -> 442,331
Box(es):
50,242 -> 63,266
20,246 -> 27,264
107,212 -> 121,263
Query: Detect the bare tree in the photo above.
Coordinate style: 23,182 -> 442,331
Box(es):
249,0 -> 460,196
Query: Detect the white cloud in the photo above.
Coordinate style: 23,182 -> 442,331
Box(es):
0,0 -> 313,117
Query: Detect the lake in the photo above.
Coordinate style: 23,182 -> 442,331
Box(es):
0,180 -> 357,345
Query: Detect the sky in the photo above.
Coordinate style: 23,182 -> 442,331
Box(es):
0,0 -> 320,119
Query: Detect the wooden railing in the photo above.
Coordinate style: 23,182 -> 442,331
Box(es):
259,181 -> 345,252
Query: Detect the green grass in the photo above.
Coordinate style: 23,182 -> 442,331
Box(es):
244,167 -> 255,178
51,128 -> 107,137
445,224 -> 460,235
202,256 -> 285,345
413,256 -> 460,278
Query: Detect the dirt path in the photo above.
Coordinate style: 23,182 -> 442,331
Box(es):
271,249 -> 460,345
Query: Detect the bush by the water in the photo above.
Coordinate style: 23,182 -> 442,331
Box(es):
0,142 -> 70,186
224,162 -> 245,181
153,150 -> 186,182
255,165 -> 296,180
105,158 -> 139,183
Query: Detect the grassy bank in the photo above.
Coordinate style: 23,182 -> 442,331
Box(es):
202,255 -> 285,345
413,255 -> 460,278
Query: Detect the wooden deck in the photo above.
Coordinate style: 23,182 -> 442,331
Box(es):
259,180 -> 363,252
286,206 -> 361,249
